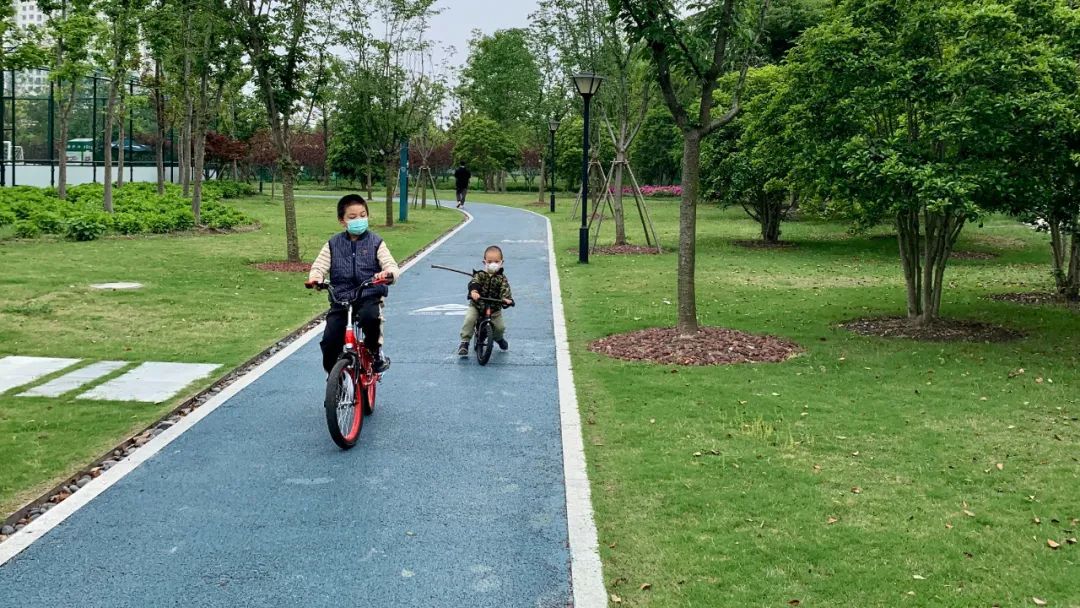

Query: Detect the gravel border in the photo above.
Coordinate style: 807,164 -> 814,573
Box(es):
0,213 -> 467,542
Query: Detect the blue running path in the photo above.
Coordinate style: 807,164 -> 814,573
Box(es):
0,204 -> 578,607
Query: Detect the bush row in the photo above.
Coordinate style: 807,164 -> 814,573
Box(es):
0,181 -> 253,241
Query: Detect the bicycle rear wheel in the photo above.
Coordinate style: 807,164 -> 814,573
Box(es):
476,320 -> 494,366
325,357 -> 362,449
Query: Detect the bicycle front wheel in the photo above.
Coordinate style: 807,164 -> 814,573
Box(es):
325,357 -> 362,449
476,320 -> 494,366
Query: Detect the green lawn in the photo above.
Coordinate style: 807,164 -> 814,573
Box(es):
494,192 -> 1078,607
0,196 -> 460,515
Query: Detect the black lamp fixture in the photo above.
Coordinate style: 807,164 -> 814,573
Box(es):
572,72 -> 604,264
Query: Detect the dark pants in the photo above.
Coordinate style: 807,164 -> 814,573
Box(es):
456,187 -> 467,205
320,298 -> 383,373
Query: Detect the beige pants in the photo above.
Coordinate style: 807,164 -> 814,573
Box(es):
460,307 -> 506,341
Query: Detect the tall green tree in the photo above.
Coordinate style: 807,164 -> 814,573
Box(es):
229,0 -> 335,262
340,0 -> 442,226
612,0 -> 771,335
452,114 -> 518,186
39,0 -> 100,200
784,0 -> 1065,324
96,0 -> 149,213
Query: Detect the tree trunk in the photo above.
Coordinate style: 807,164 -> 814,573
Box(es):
421,169 -> 428,209
182,96 -> 193,196
896,208 -> 922,320
191,73 -> 209,225
322,113 -> 330,187
761,198 -> 782,243
384,157 -> 396,227
896,207 -> 964,326
1066,231 -> 1080,301
56,80 -> 76,200
676,130 -> 702,336
538,157 -> 546,205
154,59 -> 166,195
280,159 -> 300,262
365,163 -> 373,200
102,80 -> 119,213
613,152 -> 628,245
117,92 -> 126,187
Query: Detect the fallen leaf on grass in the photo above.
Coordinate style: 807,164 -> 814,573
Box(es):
1066,538 -> 1077,545
1033,598 -> 1047,606
611,593 -> 622,604
964,552 -> 974,559
945,522 -> 953,529
913,574 -> 926,580
996,463 -> 1004,471
788,600 -> 801,606
639,583 -> 652,591
851,451 -> 860,457
827,517 -> 839,525
693,452 -> 702,457
851,487 -> 862,494
1009,368 -> 1025,378
963,510 -> 976,518
1034,517 -> 1041,525
1047,539 -> 1061,549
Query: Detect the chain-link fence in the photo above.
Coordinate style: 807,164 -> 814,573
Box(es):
0,67 -> 179,188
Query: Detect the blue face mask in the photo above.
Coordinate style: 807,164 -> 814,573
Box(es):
346,218 -> 368,235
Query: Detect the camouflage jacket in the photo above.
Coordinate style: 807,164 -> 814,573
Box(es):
467,269 -> 513,310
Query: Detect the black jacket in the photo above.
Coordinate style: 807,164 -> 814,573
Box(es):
454,167 -> 472,190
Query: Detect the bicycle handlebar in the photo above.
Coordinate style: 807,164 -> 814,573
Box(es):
306,277 -> 392,305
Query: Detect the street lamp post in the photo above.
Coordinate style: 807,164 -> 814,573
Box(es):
573,73 -> 603,264
548,118 -> 560,213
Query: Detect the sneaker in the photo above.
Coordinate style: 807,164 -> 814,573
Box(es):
496,339 -> 509,351
457,341 -> 470,356
372,353 -> 391,374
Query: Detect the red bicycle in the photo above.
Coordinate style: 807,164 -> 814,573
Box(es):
312,278 -> 389,449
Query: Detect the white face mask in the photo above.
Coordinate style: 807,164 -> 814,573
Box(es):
485,262 -> 502,274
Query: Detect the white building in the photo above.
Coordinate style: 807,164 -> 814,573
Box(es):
13,1 -> 48,95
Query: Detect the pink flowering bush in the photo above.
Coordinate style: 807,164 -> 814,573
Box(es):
607,185 -> 682,198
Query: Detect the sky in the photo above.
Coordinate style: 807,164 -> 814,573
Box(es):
426,0 -> 541,73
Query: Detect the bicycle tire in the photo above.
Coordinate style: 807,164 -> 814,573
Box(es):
325,357 -> 362,449
476,320 -> 494,366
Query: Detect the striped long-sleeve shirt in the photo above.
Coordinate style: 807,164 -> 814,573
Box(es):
307,240 -> 400,283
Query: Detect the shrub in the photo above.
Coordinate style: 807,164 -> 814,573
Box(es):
29,210 -> 65,234
111,213 -> 145,235
203,203 -> 249,229
0,208 -> 15,227
13,220 -> 41,238
64,213 -> 108,241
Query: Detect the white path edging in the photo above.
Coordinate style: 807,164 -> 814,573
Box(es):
0,210 -> 473,568
526,207 -> 608,608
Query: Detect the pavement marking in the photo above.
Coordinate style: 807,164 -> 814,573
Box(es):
0,356 -> 81,394
18,361 -> 128,398
0,208 -> 474,568
77,362 -> 221,403
524,207 -> 608,608
409,303 -> 470,316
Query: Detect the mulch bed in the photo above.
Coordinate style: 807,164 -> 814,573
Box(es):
991,292 -> 1080,309
733,239 -> 797,250
254,261 -> 312,273
950,251 -> 999,261
840,317 -> 1024,342
589,327 -> 802,366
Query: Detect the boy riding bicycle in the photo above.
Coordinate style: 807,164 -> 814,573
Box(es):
458,245 -> 514,356
305,194 -> 399,374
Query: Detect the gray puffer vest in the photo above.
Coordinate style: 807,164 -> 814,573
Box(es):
328,230 -> 389,303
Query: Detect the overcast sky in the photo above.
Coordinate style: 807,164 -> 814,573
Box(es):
428,0 -> 540,72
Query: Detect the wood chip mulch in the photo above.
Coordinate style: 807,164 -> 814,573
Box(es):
589,327 -> 802,366
733,239 -> 797,250
991,292 -> 1080,309
254,261 -> 312,273
840,317 -> 1024,342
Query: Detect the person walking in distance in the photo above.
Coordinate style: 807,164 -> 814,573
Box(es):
454,164 -> 471,209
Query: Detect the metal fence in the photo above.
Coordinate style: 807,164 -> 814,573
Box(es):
0,68 -> 180,188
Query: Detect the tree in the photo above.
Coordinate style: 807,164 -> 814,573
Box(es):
535,0 -> 654,243
338,0 -> 442,226
629,107 -> 681,185
1003,0 -> 1080,300
783,0 -> 1067,324
703,66 -> 798,243
96,0 -> 148,213
39,0 -> 99,200
452,115 -> 518,190
458,29 -> 541,128
229,0 -> 335,262
612,0 -> 771,335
